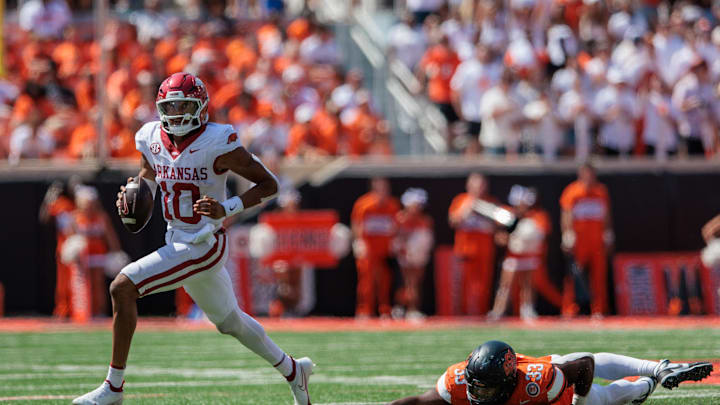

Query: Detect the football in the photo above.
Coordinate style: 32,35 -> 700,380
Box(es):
119,177 -> 154,234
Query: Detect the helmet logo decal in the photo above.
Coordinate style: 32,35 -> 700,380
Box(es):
503,351 -> 516,377
526,382 -> 540,397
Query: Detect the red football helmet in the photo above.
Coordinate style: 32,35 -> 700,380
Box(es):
156,72 -> 209,136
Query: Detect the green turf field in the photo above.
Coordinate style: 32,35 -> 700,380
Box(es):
0,326 -> 718,404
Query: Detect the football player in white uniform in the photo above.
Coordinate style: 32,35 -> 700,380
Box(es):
73,73 -> 313,405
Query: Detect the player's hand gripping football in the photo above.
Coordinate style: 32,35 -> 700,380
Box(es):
194,195 -> 226,219
116,177 -> 134,216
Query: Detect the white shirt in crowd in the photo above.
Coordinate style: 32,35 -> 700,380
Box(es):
9,124 -> 55,164
593,83 -> 639,153
19,0 -> 71,39
388,22 -> 427,69
653,33 -> 694,86
479,85 -> 515,150
440,18 -> 477,60
129,9 -> 171,45
300,34 -> 340,65
642,91 -> 678,153
450,59 -> 501,123
672,72 -> 714,140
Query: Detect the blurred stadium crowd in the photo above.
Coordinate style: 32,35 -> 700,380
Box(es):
2,0 -> 391,163
388,0 -> 720,158
4,0 -> 720,162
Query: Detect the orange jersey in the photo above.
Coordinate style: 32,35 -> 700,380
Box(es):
351,192 -> 400,255
419,45 -> 460,103
437,355 -> 573,405
72,211 -> 109,255
559,181 -> 609,244
449,193 -> 497,257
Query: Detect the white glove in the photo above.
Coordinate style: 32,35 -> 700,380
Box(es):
562,231 -> 576,251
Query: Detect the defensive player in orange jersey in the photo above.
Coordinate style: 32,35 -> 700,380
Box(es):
449,173 -> 498,315
393,188 -> 434,321
489,185 -> 552,321
388,340 -> 713,405
559,163 -> 614,317
351,177 -> 401,318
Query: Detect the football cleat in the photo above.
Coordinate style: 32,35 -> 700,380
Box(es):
72,380 -> 123,405
653,359 -> 714,389
631,376 -> 657,404
287,357 -> 314,405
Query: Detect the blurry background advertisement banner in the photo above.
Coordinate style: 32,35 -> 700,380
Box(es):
614,253 -> 705,316
259,210 -> 341,268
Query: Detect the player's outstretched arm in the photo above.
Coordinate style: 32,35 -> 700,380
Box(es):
555,353 -> 594,405
387,389 -> 448,405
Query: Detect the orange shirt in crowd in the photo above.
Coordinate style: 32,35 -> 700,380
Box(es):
286,123 -> 312,157
154,37 -> 178,62
342,108 -> 379,156
287,18 -> 311,41
110,128 -> 141,159
418,44 -> 460,104
351,192 -> 401,256
449,193 -> 497,257
559,180 -> 609,245
68,122 -> 97,159
11,94 -> 54,125
310,108 -> 339,154
226,38 -> 258,73
213,81 -> 244,111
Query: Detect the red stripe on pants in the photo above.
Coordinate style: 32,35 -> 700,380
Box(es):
137,235 -> 221,289
141,235 -> 227,296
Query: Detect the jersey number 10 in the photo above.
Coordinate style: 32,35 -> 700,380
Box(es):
159,181 -> 201,224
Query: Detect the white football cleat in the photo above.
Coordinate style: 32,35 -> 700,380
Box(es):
287,357 -> 314,405
72,380 -> 124,405
631,377 -> 657,404
653,359 -> 714,389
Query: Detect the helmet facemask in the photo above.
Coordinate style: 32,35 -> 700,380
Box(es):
157,95 -> 208,136
466,379 -> 502,405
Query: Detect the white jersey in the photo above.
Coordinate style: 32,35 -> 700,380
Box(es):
135,121 -> 240,236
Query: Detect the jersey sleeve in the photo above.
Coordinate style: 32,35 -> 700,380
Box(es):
559,183 -> 577,211
213,124 -> 242,157
546,366 -> 567,403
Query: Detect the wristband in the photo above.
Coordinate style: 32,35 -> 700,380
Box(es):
221,196 -> 244,217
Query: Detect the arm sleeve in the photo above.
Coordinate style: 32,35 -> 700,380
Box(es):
436,372 -> 453,403
547,366 -> 567,402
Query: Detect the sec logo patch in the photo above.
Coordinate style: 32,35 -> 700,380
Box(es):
526,382 -> 540,397
150,142 -> 161,154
